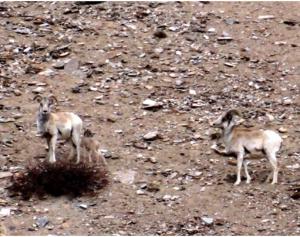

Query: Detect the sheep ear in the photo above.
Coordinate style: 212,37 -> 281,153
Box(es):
84,129 -> 93,137
223,112 -> 233,122
33,95 -> 42,103
227,109 -> 241,119
48,96 -> 58,105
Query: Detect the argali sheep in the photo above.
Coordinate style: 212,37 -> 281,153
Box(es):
81,129 -> 107,166
211,109 -> 282,185
34,95 -> 83,164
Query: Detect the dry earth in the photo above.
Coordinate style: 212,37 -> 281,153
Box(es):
0,1 -> 300,235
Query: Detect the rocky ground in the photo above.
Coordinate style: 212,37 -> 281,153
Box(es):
0,1 -> 300,235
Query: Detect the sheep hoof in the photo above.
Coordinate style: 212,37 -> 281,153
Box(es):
234,181 -> 241,186
246,179 -> 251,184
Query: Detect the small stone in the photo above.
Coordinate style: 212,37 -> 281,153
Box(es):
207,27 -> 216,33
52,61 -> 65,69
162,195 -> 172,201
149,157 -> 157,163
282,98 -> 292,105
217,37 -> 233,43
169,26 -> 179,32
136,190 -> 146,195
0,208 -> 11,217
275,41 -> 287,46
224,62 -> 235,67
143,131 -> 159,141
175,79 -> 184,86
189,171 -> 202,179
278,127 -> 287,133
266,113 -> 275,121
154,48 -> 164,54
258,15 -> 275,20
169,73 -> 177,78
201,217 -> 214,226
36,217 -> 49,228
38,69 -> 56,77
225,18 -> 239,25
133,141 -> 148,149
142,99 -> 163,110
286,164 -> 300,169
32,87 -> 46,94
89,86 -> 98,91
279,204 -> 289,211
15,27 -> 31,34
13,89 -> 22,96
189,89 -> 197,95
78,204 -> 88,210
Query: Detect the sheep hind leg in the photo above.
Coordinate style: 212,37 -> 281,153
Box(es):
267,151 -> 279,185
68,142 -> 75,161
49,135 -> 58,163
243,160 -> 251,184
234,152 -> 244,186
71,130 -> 81,164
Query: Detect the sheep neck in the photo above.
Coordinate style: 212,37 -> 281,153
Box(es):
37,112 -> 50,135
222,123 -> 236,146
39,112 -> 50,122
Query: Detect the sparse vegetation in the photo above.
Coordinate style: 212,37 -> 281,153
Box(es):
8,159 -> 109,199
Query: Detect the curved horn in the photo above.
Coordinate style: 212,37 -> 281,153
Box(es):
226,109 -> 241,117
33,95 -> 42,102
223,109 -> 241,122
48,95 -> 58,105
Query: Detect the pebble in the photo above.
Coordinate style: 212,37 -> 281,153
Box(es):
52,61 -> 65,69
32,87 -> 46,94
0,208 -> 11,217
148,157 -> 157,164
143,131 -> 159,141
258,15 -> 275,20
78,204 -> 88,210
36,216 -> 49,228
189,89 -> 197,95
201,216 -> 214,226
136,190 -> 146,195
278,127 -> 287,133
142,99 -> 163,110
266,113 -> 275,121
38,69 -> 56,77
282,98 -> 292,105
13,89 -> 22,96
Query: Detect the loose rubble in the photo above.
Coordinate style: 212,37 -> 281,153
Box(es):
0,1 -> 299,236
